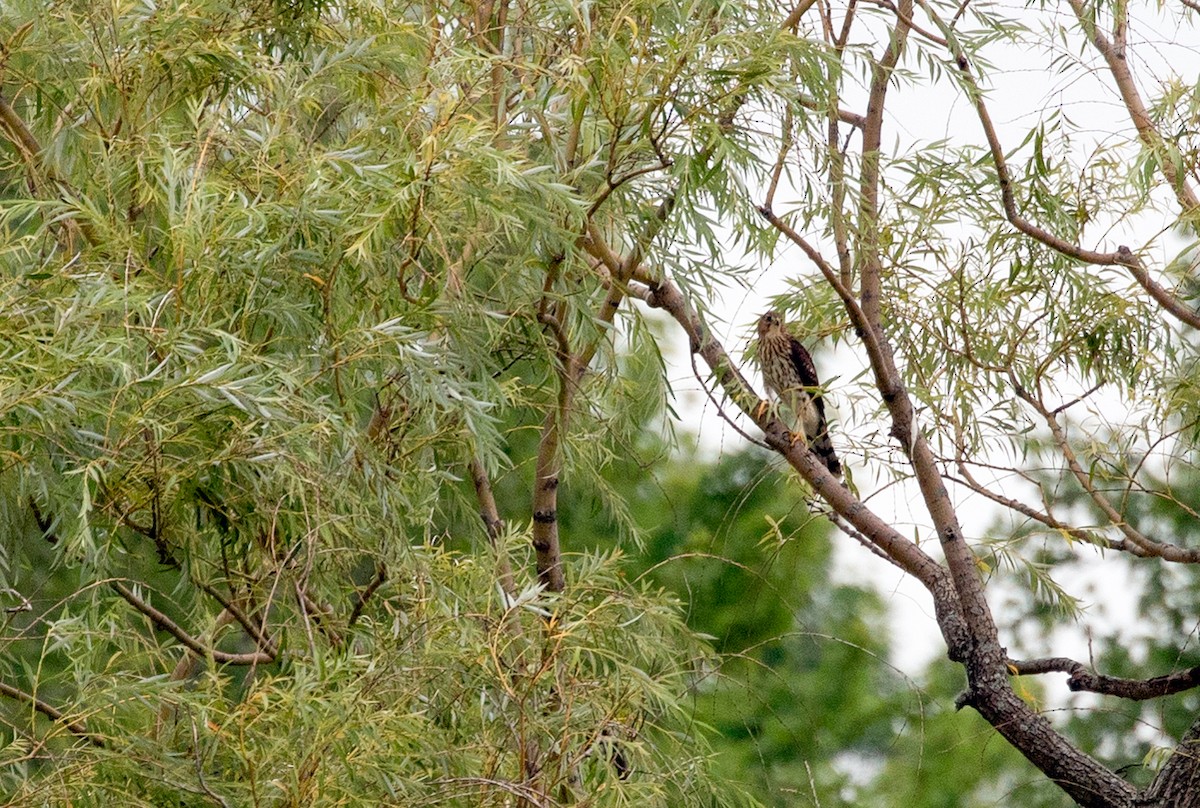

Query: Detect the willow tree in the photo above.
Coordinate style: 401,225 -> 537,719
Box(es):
1,0 -> 1199,805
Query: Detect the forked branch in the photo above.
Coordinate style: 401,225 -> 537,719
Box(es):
1066,0 -> 1200,214
928,7 -> 1200,331
1013,383 -> 1200,562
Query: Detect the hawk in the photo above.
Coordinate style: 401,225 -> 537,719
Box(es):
755,310 -> 842,478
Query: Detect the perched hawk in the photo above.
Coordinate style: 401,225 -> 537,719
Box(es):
755,311 -> 842,478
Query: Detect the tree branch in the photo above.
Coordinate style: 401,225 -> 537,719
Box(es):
1066,0 -> 1200,214
948,460 -> 1126,554
631,274 -> 972,658
110,581 -> 275,665
0,678 -> 106,747
1014,382 -> 1200,562
929,9 -> 1200,331
1144,714 -> 1200,807
528,202 -> 675,593
348,563 -> 388,628
763,12 -> 1136,797
194,579 -> 278,657
1011,656 -> 1200,700
468,451 -> 518,601
0,92 -> 97,250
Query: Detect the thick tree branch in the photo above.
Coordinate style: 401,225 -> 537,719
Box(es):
528,202 -> 674,593
529,248 -> 623,592
793,1 -> 1006,690
631,273 -> 971,657
852,7 -> 994,637
760,12 -> 1137,801
640,284 -> 1129,806
860,7 -> 1004,670
1144,715 -> 1200,807
0,678 -> 105,747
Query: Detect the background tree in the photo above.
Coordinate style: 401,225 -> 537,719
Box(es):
1,1 -> 1200,807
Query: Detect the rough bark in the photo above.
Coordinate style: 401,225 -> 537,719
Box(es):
1142,717 -> 1200,807
635,273 -> 1141,808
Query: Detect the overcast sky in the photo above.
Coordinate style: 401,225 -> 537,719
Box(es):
655,6 -> 1200,672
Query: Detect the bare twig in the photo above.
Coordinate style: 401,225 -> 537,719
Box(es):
765,106 -> 795,212
435,777 -> 554,808
1,587 -> 31,614
797,94 -> 866,130
1010,656 -> 1200,700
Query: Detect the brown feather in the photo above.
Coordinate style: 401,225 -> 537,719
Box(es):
756,311 -> 841,478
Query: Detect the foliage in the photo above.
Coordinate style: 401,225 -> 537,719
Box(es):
0,0 -> 760,803
1,0 -> 1200,805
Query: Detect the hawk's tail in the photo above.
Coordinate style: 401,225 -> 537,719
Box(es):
810,431 -> 842,479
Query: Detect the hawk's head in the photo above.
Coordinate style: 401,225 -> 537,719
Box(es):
757,310 -> 784,338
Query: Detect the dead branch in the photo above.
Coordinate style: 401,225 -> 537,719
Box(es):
1011,657 -> 1200,700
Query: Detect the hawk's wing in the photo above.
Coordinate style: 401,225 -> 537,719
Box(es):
788,336 -> 826,417
784,329 -> 842,478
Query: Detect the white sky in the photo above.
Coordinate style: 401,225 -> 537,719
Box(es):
656,5 -> 1200,673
